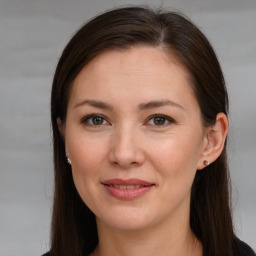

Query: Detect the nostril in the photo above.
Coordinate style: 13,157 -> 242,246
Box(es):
108,139 -> 145,168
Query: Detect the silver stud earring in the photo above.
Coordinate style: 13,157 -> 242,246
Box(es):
66,154 -> 72,165
203,160 -> 210,166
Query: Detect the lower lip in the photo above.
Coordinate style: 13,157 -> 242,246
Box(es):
103,185 -> 154,200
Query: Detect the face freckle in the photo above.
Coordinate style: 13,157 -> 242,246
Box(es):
64,46 -> 207,231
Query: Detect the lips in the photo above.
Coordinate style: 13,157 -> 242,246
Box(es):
108,184 -> 144,189
101,179 -> 154,200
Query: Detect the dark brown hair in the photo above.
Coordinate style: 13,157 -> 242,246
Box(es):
50,6 -> 237,256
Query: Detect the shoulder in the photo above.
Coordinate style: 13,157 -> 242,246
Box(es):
41,252 -> 51,256
234,240 -> 256,256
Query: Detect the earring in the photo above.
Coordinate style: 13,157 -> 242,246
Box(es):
203,160 -> 210,166
66,154 -> 72,165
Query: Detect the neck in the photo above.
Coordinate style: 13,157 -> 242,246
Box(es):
92,215 -> 202,256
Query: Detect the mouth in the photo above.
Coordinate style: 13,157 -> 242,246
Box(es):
101,179 -> 155,200
106,184 -> 148,189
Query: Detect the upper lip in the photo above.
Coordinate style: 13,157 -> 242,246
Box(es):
101,178 -> 154,186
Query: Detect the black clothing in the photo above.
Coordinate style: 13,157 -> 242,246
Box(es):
41,240 -> 256,256
234,240 -> 256,256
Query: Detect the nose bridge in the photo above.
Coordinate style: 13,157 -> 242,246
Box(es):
109,122 -> 144,167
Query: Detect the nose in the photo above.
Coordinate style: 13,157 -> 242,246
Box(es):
108,126 -> 145,168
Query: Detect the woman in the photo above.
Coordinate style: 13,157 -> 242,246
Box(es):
43,6 -> 255,256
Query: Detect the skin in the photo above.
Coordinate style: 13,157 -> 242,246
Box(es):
61,46 -> 228,256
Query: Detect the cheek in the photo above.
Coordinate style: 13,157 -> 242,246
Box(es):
65,133 -> 110,202
67,135 -> 108,205
67,132 -> 108,171
147,131 -> 203,178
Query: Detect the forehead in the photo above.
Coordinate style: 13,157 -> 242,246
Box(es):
69,46 -> 196,109
84,46 -> 189,78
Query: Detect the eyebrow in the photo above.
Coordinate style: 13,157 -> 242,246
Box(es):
74,99 -> 184,111
74,100 -> 113,110
138,99 -> 185,111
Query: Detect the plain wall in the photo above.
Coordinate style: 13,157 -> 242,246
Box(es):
0,0 -> 255,255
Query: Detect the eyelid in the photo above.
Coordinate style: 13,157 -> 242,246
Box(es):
80,113 -> 176,127
146,114 -> 176,126
81,114 -> 110,126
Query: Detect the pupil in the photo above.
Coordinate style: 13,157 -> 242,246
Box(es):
154,117 -> 165,125
93,117 -> 103,125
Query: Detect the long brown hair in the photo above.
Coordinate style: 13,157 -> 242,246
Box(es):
50,6 -> 237,256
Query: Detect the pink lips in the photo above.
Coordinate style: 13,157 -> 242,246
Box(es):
101,179 -> 154,200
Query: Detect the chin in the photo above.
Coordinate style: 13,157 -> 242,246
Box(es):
96,208 -> 154,231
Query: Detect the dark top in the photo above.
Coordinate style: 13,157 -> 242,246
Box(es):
234,240 -> 256,256
42,240 -> 256,256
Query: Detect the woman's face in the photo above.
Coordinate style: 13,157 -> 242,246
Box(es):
64,46 -> 208,231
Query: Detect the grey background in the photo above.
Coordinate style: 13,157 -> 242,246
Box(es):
0,0 -> 255,255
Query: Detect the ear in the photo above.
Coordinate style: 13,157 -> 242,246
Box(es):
57,117 -> 65,138
197,113 -> 228,170
57,117 -> 69,155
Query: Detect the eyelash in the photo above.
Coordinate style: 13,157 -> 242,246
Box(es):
146,114 -> 176,127
81,114 -> 176,127
81,114 -> 109,127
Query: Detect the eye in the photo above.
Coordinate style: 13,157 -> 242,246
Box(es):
81,114 -> 109,126
147,114 -> 175,126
